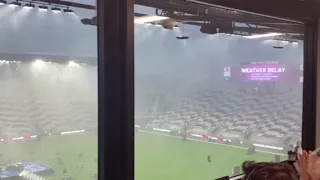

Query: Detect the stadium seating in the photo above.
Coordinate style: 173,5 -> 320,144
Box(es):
0,60 -> 302,147
144,88 -> 302,145
0,61 -> 97,138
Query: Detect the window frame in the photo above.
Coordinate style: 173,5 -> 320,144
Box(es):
97,0 -> 318,180
97,0 -> 134,180
302,20 -> 317,151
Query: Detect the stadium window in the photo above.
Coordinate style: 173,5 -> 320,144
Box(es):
134,1 -> 307,180
0,0 -> 99,180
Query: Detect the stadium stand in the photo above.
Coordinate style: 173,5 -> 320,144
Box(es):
143,88 -> 302,147
0,60 -> 301,150
0,61 -> 97,138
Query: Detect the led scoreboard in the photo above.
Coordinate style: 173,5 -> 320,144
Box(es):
224,61 -> 302,82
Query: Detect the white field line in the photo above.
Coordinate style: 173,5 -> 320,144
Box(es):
139,130 -> 287,157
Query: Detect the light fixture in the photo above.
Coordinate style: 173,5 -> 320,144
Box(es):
81,16 -> 96,26
24,3 -> 35,8
0,0 -> 7,5
51,7 -> 61,12
38,5 -> 48,10
176,36 -> 189,40
63,8 -> 74,13
134,16 -> 169,24
245,33 -> 282,39
8,1 -> 21,7
33,59 -> 45,68
68,61 -> 80,67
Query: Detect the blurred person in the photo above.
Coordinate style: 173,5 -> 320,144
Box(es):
295,141 -> 303,157
182,121 -> 187,141
242,161 -> 299,180
242,149 -> 320,180
63,174 -> 73,180
61,167 -> 67,174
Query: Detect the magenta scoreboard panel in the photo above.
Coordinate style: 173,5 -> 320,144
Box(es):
224,62 -> 302,82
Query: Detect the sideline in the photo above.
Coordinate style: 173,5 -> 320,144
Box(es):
138,130 -> 287,156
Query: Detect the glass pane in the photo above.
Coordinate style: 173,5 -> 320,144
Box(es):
0,2 -> 97,180
134,2 -> 304,179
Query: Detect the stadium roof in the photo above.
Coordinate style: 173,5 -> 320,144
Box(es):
196,0 -> 320,22
37,0 -> 320,21
42,0 -> 316,41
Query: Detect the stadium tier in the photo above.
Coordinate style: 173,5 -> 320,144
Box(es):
0,61 -> 97,138
0,60 -> 302,151
138,88 -> 302,149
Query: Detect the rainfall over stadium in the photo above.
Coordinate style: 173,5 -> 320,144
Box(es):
0,0 -> 305,180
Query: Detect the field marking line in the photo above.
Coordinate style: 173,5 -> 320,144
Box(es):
138,130 -> 287,156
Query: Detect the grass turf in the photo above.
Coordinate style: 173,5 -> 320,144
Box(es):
0,132 -> 97,180
0,131 -> 285,180
135,131 -> 284,180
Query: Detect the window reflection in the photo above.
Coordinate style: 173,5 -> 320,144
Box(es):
135,2 -> 304,179
0,2 -> 97,180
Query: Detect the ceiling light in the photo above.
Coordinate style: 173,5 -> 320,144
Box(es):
8,1 -> 21,7
38,5 -> 48,10
0,0 -> 7,5
51,7 -> 61,12
81,16 -> 96,26
63,8 -> 74,13
134,16 -> 169,24
245,33 -> 282,39
176,36 -> 189,40
24,3 -> 35,8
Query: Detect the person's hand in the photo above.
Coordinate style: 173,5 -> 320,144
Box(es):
299,150 -> 318,180
299,151 -> 310,180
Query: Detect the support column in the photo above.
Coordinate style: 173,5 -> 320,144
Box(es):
302,19 -> 317,151
97,0 -> 134,179
315,19 -> 320,149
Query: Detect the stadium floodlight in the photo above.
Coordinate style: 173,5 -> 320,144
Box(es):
63,8 -> 74,14
24,3 -> 35,8
34,59 -> 45,67
245,33 -> 282,39
51,7 -> 61,12
0,0 -> 7,5
38,5 -> 48,10
68,61 -> 80,67
8,1 -> 21,7
134,16 -> 169,24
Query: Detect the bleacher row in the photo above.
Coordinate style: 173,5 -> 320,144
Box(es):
0,62 -> 98,138
146,90 -> 302,142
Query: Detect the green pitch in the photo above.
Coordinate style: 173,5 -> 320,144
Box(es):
0,131 -> 285,180
135,131 -> 284,180
0,132 -> 98,180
